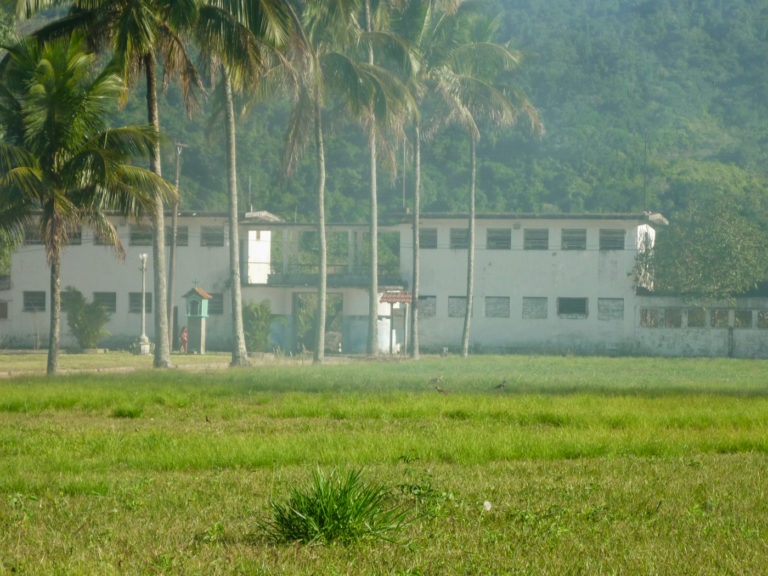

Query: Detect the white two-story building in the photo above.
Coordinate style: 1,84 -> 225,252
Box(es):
2,210 -> 767,357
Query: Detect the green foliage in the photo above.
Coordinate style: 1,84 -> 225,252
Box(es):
242,299 -> 274,352
262,468 -> 408,544
649,196 -> 768,298
61,287 -> 111,350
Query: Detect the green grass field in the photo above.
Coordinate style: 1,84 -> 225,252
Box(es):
1,354 -> 767,575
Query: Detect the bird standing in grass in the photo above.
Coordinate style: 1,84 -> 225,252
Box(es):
494,381 -> 507,390
435,385 -> 448,394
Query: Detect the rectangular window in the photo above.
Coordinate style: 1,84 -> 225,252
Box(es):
129,226 -> 153,246
485,296 -> 510,318
208,292 -> 224,315
0,301 -> 7,320
24,226 -> 43,245
640,308 -> 661,328
166,225 -> 189,247
201,226 -> 225,247
524,228 -> 549,250
558,297 -> 588,318
68,227 -> 82,245
486,229 -> 511,250
129,292 -> 152,314
561,229 -> 586,250
758,311 -> 768,329
597,298 -> 624,321
522,297 -> 548,320
419,228 -> 437,249
448,296 -> 467,318
93,292 -> 117,313
0,275 -> 10,290
418,295 -> 436,318
23,291 -> 46,312
687,308 -> 706,328
735,310 -> 752,329
711,309 -> 729,328
449,228 -> 469,250
599,229 -> 625,251
665,308 -> 683,328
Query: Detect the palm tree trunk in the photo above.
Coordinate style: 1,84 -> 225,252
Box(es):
223,70 -> 249,367
46,244 -> 61,375
313,76 -> 327,364
461,137 -> 476,357
365,0 -> 379,356
411,124 -> 421,360
145,54 -> 172,368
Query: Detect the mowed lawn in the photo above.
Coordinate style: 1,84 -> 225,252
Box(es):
1,354 -> 768,575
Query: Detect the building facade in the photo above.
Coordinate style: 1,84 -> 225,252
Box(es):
2,211 -> 767,357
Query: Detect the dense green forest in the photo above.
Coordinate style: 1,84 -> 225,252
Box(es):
4,0 -> 767,220
84,0 -> 768,225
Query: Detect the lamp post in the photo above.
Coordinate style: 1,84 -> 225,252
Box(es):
137,253 -> 150,355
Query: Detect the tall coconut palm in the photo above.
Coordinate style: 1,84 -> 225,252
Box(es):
283,0 -> 414,361
436,18 -> 541,357
197,0 -> 292,366
18,0 -> 203,368
0,35 -> 175,374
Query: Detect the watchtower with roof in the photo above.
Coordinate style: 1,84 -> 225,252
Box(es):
183,287 -> 213,354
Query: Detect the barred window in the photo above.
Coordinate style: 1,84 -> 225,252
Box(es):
710,309 -> 729,328
486,229 -> 511,250
23,291 -> 46,312
758,311 -> 768,329
93,292 -> 117,313
208,293 -> 224,315
665,308 -> 683,328
485,296 -> 510,318
418,295 -> 436,318
597,298 -> 624,321
558,297 -> 588,318
201,226 -> 225,247
735,310 -> 752,329
561,229 -> 586,250
640,308 -> 661,328
166,225 -> 189,247
449,228 -> 469,250
448,296 -> 467,317
522,297 -> 548,320
420,228 -> 437,249
523,229 -> 548,250
130,226 -> 153,246
129,292 -> 152,314
599,229 -> 625,251
687,308 -> 706,328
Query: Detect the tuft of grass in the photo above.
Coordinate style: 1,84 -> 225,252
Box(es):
111,406 -> 143,419
261,468 -> 408,544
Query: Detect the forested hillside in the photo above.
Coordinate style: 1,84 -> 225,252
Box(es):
4,0 -> 768,223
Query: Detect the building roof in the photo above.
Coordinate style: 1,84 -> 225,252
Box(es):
183,287 -> 213,299
380,291 -> 413,304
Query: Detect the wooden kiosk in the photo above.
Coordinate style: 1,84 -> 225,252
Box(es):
183,287 -> 213,354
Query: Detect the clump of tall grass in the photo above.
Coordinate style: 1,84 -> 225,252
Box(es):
261,468 -> 408,544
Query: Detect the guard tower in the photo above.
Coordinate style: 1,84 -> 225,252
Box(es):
183,287 -> 213,354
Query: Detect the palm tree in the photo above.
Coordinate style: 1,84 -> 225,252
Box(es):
0,35 -> 175,374
18,0 -> 203,368
283,0 -> 413,361
438,21 -> 541,357
397,3 -> 541,357
197,0 -> 292,366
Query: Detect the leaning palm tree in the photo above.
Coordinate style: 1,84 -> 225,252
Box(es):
0,35 -> 175,374
18,0 -> 203,368
197,0 -> 292,366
